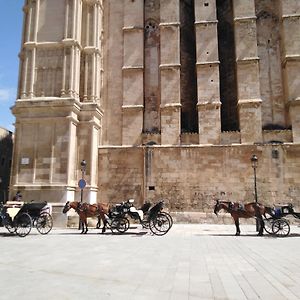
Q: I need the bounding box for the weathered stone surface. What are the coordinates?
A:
[9,1,300,226]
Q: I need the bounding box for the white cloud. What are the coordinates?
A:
[0,88,16,102]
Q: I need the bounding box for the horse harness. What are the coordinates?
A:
[76,202,104,215]
[228,202,245,213]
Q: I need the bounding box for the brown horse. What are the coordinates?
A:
[62,201,110,234]
[213,200,266,236]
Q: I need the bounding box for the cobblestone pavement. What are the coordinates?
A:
[0,224,300,300]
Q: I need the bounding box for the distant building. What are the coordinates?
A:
[0,127,13,202]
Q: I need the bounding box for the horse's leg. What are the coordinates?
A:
[80,215,85,234]
[233,215,240,236]
[257,215,264,236]
[255,205,264,236]
[84,216,88,234]
[96,216,101,229]
[80,220,84,234]
[100,214,107,233]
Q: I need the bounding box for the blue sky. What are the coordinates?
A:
[0,1,23,132]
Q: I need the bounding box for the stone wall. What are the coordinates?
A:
[10,0,300,228]
[98,144,300,219]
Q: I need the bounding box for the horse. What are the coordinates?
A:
[62,201,110,234]
[213,200,266,236]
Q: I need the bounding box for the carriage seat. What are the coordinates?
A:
[6,207,22,219]
[5,201,24,208]
[274,203,294,214]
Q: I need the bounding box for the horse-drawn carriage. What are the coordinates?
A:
[107,199,173,236]
[264,203,300,237]
[63,199,173,236]
[0,201,53,237]
[214,196,299,237]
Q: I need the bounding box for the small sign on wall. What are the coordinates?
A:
[21,158,30,165]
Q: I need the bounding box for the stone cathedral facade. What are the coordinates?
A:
[11,0,300,222]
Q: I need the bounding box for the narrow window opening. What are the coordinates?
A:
[217,0,239,131]
[180,0,198,133]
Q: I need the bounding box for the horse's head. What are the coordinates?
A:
[62,201,72,214]
[213,199,220,216]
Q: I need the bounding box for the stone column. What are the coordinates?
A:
[77,1,103,203]
[80,1,102,103]
[66,114,79,202]
[195,0,221,145]
[121,0,144,145]
[233,0,262,144]
[160,0,181,145]
[20,0,39,99]
[77,104,103,203]
[280,1,300,143]
[62,0,82,99]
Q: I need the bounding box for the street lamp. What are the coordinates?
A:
[251,155,258,203]
[81,160,87,177]
[79,160,87,203]
[251,154,259,231]
[78,160,87,230]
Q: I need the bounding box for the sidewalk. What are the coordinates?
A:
[0,224,299,300]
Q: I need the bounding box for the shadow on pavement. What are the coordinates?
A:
[196,232,300,238]
[53,228,149,237]
[0,232,18,238]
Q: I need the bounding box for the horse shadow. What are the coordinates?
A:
[102,231,148,237]
[0,232,17,238]
[55,226,149,237]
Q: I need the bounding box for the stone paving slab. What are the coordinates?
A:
[0,224,299,300]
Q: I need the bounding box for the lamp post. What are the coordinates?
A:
[79,160,87,203]
[78,160,87,230]
[251,154,259,231]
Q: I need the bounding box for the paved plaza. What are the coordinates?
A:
[0,224,300,300]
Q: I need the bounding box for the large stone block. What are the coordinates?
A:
[198,103,221,144]
[160,26,180,65]
[161,106,181,145]
[195,0,217,22]
[196,64,220,102]
[195,23,218,63]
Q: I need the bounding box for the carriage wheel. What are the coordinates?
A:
[141,220,149,229]
[15,213,32,237]
[263,217,275,234]
[5,223,16,234]
[149,213,171,236]
[110,217,130,234]
[272,218,290,237]
[36,213,53,235]
[160,212,173,228]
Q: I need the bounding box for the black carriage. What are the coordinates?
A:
[264,203,300,237]
[107,199,173,236]
[0,201,53,237]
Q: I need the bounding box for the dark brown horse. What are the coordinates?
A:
[213,200,266,236]
[62,201,110,234]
